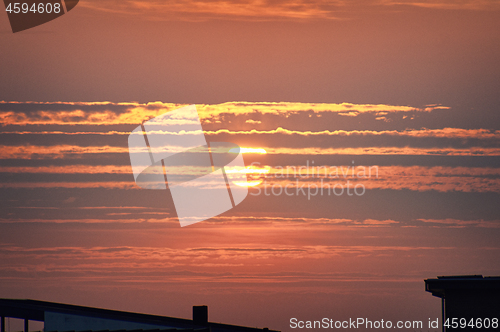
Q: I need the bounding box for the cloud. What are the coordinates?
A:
[0,165,132,174]
[257,165,500,192]
[1,101,498,196]
[245,119,262,124]
[0,101,182,126]
[0,145,128,159]
[418,218,500,228]
[260,146,500,156]
[76,0,500,22]
[199,101,429,116]
[0,217,175,224]
[79,0,347,21]
[6,126,498,140]
[380,0,500,10]
[206,127,500,139]
[1,144,499,163]
[0,101,443,126]
[0,181,137,189]
[357,219,399,225]
[0,244,458,270]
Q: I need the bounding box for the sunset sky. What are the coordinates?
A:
[0,1,499,331]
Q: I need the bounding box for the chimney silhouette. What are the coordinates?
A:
[193,305,208,324]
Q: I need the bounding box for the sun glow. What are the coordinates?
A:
[226,164,270,187]
[229,147,267,154]
[233,180,263,187]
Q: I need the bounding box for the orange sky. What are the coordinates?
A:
[1,1,500,105]
[0,99,499,331]
[1,2,500,332]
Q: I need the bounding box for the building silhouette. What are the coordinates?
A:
[425,275,500,332]
[0,299,277,332]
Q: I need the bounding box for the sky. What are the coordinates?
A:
[0,1,500,332]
